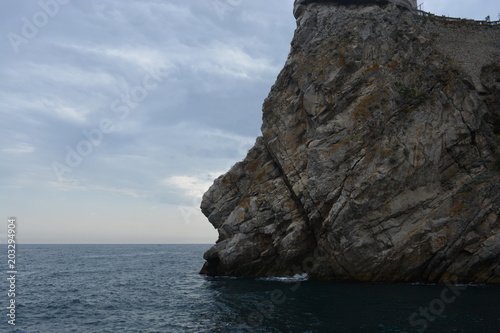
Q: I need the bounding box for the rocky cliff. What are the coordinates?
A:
[200,1,500,283]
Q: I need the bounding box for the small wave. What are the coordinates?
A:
[256,273,309,283]
[410,282,438,286]
[205,275,240,282]
[82,251,163,259]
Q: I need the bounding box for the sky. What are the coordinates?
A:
[0,1,498,244]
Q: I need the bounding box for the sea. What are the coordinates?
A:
[2,244,499,333]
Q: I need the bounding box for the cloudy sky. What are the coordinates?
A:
[1,1,498,244]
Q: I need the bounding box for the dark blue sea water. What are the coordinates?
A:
[2,244,499,332]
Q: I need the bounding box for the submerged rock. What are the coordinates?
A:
[200,1,500,283]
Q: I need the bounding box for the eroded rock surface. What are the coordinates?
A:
[200,2,500,283]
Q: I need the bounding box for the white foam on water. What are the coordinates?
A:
[256,273,309,283]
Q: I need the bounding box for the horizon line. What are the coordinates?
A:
[8,243,213,245]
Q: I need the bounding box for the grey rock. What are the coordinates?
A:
[200,2,500,283]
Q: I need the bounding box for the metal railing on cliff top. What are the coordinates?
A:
[416,9,500,26]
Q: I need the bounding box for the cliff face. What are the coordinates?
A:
[200,1,500,283]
